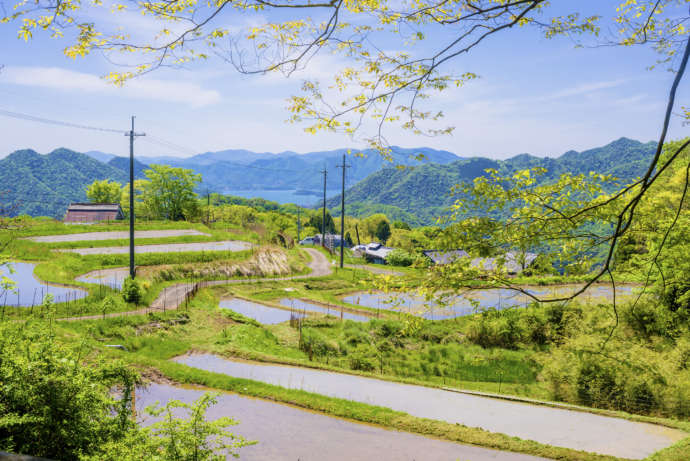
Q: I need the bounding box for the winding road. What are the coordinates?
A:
[58,248,332,321]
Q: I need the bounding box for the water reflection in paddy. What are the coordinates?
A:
[279,298,371,322]
[76,267,128,289]
[173,353,685,459]
[137,382,546,461]
[343,284,637,320]
[0,262,87,306]
[219,298,304,324]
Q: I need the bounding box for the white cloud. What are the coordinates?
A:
[1,66,221,107]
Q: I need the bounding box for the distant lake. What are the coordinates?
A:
[223,189,339,207]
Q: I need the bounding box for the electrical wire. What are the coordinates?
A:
[0,108,128,134]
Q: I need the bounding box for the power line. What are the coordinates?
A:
[0,108,127,134]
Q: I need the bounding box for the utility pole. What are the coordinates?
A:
[321,167,327,249]
[297,207,301,243]
[125,116,145,279]
[336,154,350,268]
[206,188,210,225]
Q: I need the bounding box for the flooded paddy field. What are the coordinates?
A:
[27,229,209,243]
[61,240,252,256]
[76,267,128,290]
[279,298,372,322]
[0,262,87,306]
[220,298,305,324]
[137,382,547,461]
[343,284,637,320]
[173,353,686,459]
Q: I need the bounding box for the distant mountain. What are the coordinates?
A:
[327,138,657,225]
[0,148,129,218]
[107,156,149,179]
[134,146,460,192]
[84,150,117,163]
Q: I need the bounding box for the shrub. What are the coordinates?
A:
[386,249,414,267]
[121,277,143,304]
[348,345,377,371]
[300,328,338,361]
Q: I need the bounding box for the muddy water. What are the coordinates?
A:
[344,284,637,320]
[76,267,128,289]
[0,262,87,306]
[28,229,209,243]
[279,298,371,322]
[173,353,686,459]
[61,240,253,255]
[137,382,547,461]
[220,298,305,324]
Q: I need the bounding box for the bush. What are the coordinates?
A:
[386,249,415,267]
[0,320,139,460]
[300,328,338,361]
[121,277,143,304]
[348,345,377,372]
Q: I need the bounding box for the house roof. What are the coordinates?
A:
[67,203,122,212]
[364,244,394,260]
[471,251,538,274]
[423,249,469,265]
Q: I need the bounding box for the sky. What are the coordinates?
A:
[0,1,688,160]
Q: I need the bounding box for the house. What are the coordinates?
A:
[361,242,395,264]
[471,251,538,275]
[64,203,124,223]
[422,249,469,265]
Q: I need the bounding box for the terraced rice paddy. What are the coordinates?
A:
[0,262,86,307]
[137,382,548,461]
[174,353,686,459]
[219,298,305,324]
[279,298,372,322]
[343,284,637,320]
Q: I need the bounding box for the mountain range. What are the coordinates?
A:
[326,138,656,225]
[1,138,655,221]
[0,149,148,218]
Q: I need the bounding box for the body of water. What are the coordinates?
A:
[0,262,87,306]
[279,298,372,322]
[223,189,339,207]
[343,285,637,320]
[220,298,304,324]
[173,353,685,459]
[137,382,544,461]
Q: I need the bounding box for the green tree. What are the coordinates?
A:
[308,210,335,234]
[86,179,122,204]
[393,220,411,230]
[140,165,201,221]
[0,319,139,460]
[375,219,391,244]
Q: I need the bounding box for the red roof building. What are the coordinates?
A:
[64,203,124,223]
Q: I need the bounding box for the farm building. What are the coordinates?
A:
[64,203,124,223]
[422,249,469,265]
[471,251,538,275]
[353,242,395,264]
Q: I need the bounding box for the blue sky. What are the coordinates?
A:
[0,1,688,160]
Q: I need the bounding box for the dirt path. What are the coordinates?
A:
[58,249,331,321]
[59,240,252,255]
[28,229,209,243]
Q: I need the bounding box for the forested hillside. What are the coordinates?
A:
[0,148,130,217]
[329,138,656,224]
